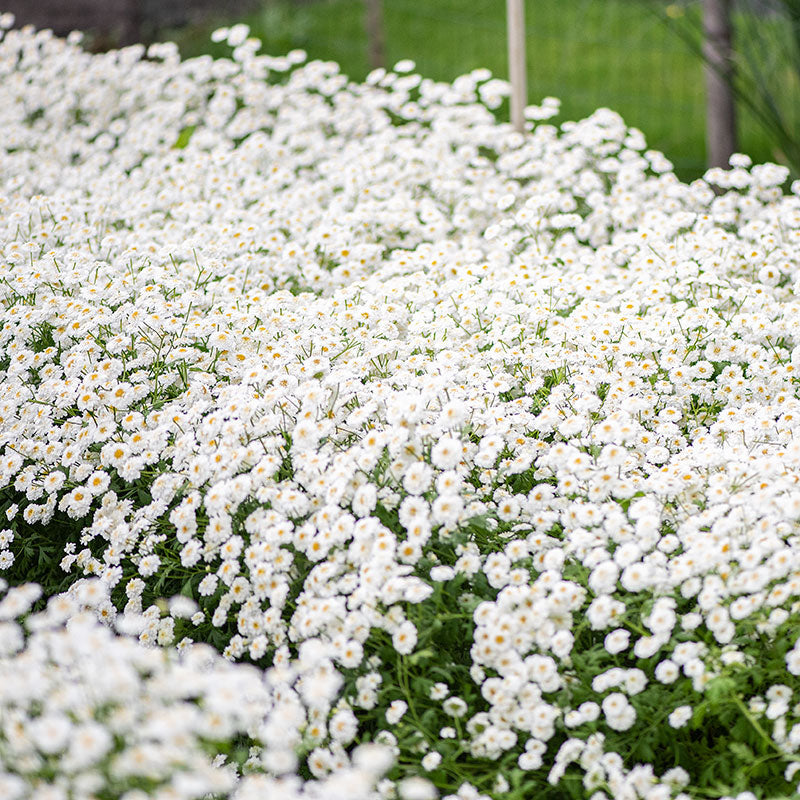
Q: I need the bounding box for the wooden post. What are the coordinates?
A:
[506,0,527,132]
[121,0,142,45]
[703,0,737,168]
[365,0,385,70]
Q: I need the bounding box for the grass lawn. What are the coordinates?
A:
[161,0,793,182]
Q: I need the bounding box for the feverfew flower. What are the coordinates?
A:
[398,776,437,800]
[403,461,434,495]
[0,583,269,798]
[604,628,630,654]
[431,436,463,470]
[668,706,693,729]
[386,700,408,725]
[392,621,418,655]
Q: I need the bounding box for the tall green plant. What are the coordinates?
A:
[658,0,800,175]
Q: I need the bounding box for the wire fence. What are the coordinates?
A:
[380,0,710,176]
[218,0,716,179]
[210,0,787,180]
[5,0,795,179]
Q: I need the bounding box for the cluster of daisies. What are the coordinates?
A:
[0,577,397,800]
[1,13,799,800]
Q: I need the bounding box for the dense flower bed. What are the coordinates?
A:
[1,14,800,800]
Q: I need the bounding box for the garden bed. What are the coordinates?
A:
[0,17,799,800]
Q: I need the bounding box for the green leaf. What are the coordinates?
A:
[172,125,196,149]
[408,648,435,666]
[692,702,707,729]
[705,676,737,706]
[728,741,754,762]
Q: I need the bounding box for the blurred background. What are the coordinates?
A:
[4,0,800,182]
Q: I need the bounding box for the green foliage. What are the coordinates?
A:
[658,0,800,175]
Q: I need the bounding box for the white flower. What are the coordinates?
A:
[386,700,408,725]
[168,595,199,619]
[431,494,463,525]
[550,629,574,659]
[655,659,679,684]
[623,669,648,695]
[198,574,219,597]
[429,565,455,582]
[352,743,395,775]
[787,646,800,676]
[398,776,437,800]
[435,470,463,496]
[399,496,430,528]
[634,634,668,659]
[442,696,468,717]
[392,621,418,655]
[292,419,320,450]
[352,483,378,516]
[65,722,113,768]
[589,560,619,594]
[645,599,676,635]
[601,692,629,717]
[403,461,434,495]
[603,628,629,654]
[439,400,468,428]
[606,706,636,731]
[578,701,600,722]
[137,554,161,578]
[519,747,544,770]
[226,23,250,47]
[496,494,520,521]
[620,562,651,592]
[586,595,625,630]
[496,193,516,210]
[668,705,693,728]
[429,682,449,700]
[393,59,416,73]
[681,613,703,631]
[431,436,462,470]
[29,714,72,754]
[329,708,358,743]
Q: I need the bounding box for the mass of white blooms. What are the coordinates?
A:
[0,578,393,800]
[1,13,800,800]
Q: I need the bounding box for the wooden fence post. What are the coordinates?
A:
[365,0,385,70]
[507,0,527,132]
[120,0,142,45]
[703,0,737,168]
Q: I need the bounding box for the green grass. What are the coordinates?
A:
[161,0,795,181]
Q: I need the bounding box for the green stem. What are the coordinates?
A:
[731,694,799,762]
